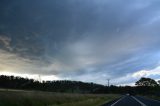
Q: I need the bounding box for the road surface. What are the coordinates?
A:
[102,95,160,106]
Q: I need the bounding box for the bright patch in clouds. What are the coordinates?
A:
[0,72,60,81]
[112,66,160,85]
[0,0,160,85]
[132,66,160,79]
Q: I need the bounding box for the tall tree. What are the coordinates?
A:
[135,77,158,87]
[158,80,160,86]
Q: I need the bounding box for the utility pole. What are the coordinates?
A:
[107,79,110,87]
[107,79,110,93]
[38,75,42,82]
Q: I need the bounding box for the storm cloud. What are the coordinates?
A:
[0,0,160,85]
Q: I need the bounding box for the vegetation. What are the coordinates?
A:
[0,75,160,95]
[0,90,120,106]
[135,77,160,100]
[135,77,158,86]
[145,95,160,101]
[0,75,104,93]
[0,75,160,106]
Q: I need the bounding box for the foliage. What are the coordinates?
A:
[158,80,160,85]
[135,77,158,87]
[0,75,104,93]
[0,75,160,96]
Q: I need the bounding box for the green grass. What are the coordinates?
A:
[0,89,120,106]
[143,95,160,101]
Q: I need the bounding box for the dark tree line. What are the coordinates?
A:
[107,77,160,96]
[0,75,160,95]
[0,75,104,93]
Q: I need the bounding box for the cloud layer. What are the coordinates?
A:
[0,0,160,85]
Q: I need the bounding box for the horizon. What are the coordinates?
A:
[0,74,137,86]
[0,0,160,85]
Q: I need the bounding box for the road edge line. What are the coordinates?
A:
[131,96,147,106]
[138,96,160,103]
[110,96,126,106]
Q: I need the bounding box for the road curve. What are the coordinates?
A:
[102,95,160,106]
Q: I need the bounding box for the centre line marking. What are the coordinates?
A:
[131,96,147,106]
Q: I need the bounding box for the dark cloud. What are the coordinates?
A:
[0,0,160,84]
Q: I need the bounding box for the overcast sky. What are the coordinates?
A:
[0,0,160,85]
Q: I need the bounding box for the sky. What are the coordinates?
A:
[0,0,160,85]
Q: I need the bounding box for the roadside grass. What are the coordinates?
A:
[0,89,120,106]
[50,94,117,106]
[143,95,160,101]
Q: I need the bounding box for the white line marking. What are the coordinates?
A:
[138,96,160,103]
[147,98,160,103]
[110,96,126,106]
[131,96,147,106]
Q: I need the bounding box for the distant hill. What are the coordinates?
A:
[0,75,104,93]
[1,75,160,95]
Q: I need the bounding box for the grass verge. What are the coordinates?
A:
[143,95,160,101]
[0,89,120,106]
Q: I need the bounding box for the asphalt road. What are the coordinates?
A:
[102,95,160,106]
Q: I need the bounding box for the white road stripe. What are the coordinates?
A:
[131,96,147,106]
[147,98,160,103]
[138,96,160,103]
[110,96,126,106]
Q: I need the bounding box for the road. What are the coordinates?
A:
[102,95,160,106]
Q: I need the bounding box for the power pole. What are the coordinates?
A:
[107,79,110,87]
[38,75,42,82]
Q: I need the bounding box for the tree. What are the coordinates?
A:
[135,77,158,87]
[158,80,160,86]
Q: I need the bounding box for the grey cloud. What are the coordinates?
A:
[0,0,160,84]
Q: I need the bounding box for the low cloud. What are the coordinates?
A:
[132,66,160,79]
[0,0,160,85]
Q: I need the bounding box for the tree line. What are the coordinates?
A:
[0,75,104,93]
[106,77,160,96]
[0,75,160,95]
